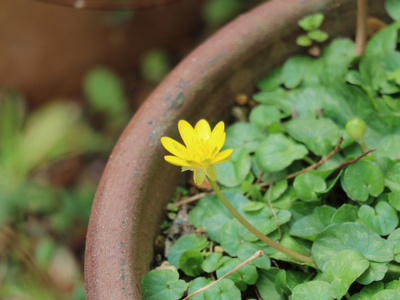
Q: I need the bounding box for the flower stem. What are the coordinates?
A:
[207,177,316,265]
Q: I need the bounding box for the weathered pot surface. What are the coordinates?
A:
[84,0,387,298]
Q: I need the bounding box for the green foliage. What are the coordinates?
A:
[202,0,244,26]
[140,49,171,83]
[298,13,324,31]
[84,66,129,126]
[144,8,400,299]
[142,269,187,300]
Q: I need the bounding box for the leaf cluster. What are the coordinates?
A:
[143,8,400,300]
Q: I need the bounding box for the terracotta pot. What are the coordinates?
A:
[84,0,388,298]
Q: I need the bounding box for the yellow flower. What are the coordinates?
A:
[161,119,233,185]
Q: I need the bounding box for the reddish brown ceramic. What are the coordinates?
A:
[85,0,387,298]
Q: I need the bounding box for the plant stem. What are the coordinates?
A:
[355,0,368,56]
[387,263,400,274]
[207,177,316,265]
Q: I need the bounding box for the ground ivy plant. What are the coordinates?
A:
[142,5,400,300]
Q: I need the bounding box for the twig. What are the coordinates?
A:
[355,0,368,56]
[260,136,344,187]
[183,250,264,300]
[335,148,376,172]
[174,191,213,207]
[266,184,282,240]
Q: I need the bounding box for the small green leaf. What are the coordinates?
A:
[293,173,327,202]
[385,163,400,192]
[216,258,258,291]
[321,250,370,299]
[189,193,249,243]
[290,206,336,240]
[286,118,340,156]
[216,147,251,187]
[202,253,230,273]
[255,134,308,172]
[242,201,266,212]
[307,29,329,42]
[358,282,384,299]
[142,269,187,300]
[389,191,400,211]
[282,56,315,89]
[256,68,282,91]
[188,277,241,300]
[168,234,209,267]
[84,67,128,122]
[292,281,333,300]
[224,122,264,154]
[356,261,388,285]
[331,204,359,223]
[140,49,170,83]
[249,105,281,131]
[296,35,312,47]
[256,269,286,300]
[375,135,400,160]
[365,24,398,56]
[298,13,324,31]
[341,160,385,201]
[237,242,271,269]
[179,250,204,277]
[358,201,399,236]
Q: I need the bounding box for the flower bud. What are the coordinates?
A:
[346,118,366,143]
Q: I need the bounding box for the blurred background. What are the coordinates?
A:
[0,0,265,299]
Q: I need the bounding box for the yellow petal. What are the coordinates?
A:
[164,155,189,167]
[204,164,217,181]
[211,149,233,164]
[178,120,195,147]
[161,137,187,157]
[195,119,211,140]
[193,167,206,185]
[208,132,226,155]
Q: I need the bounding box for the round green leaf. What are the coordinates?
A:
[255,134,308,172]
[256,269,286,300]
[331,204,359,223]
[249,105,281,131]
[286,118,340,156]
[282,56,314,89]
[179,250,204,277]
[216,258,258,291]
[312,223,394,270]
[375,135,400,160]
[142,269,187,300]
[389,191,400,211]
[292,281,333,300]
[307,29,329,42]
[290,206,336,240]
[358,202,399,236]
[298,13,324,31]
[188,277,241,300]
[356,261,388,285]
[341,160,385,201]
[296,35,312,47]
[216,147,251,187]
[293,173,327,201]
[224,122,264,154]
[189,192,249,243]
[386,163,400,192]
[202,253,230,273]
[168,234,209,267]
[256,68,282,92]
[321,250,369,299]
[237,242,271,270]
